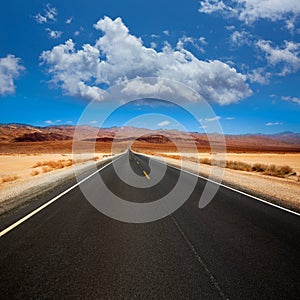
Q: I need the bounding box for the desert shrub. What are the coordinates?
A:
[210,159,226,167]
[47,161,63,169]
[42,166,53,173]
[33,159,73,170]
[33,161,43,168]
[252,163,268,172]
[143,154,295,179]
[264,164,294,177]
[31,170,39,176]
[226,160,252,172]
[188,157,199,163]
[64,159,73,167]
[277,165,294,176]
[200,158,211,165]
[1,175,19,183]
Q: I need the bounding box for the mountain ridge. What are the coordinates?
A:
[0,124,300,151]
[1,123,299,136]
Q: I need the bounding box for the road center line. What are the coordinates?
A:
[143,170,150,180]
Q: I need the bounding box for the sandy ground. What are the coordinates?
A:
[0,154,72,178]
[0,153,107,183]
[158,152,300,174]
[148,154,300,212]
[0,153,113,215]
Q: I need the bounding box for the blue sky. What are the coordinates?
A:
[0,0,299,134]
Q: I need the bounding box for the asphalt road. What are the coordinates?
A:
[0,150,299,299]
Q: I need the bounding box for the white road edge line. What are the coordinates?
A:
[0,153,125,238]
[146,154,300,217]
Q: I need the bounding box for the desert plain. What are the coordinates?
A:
[0,124,300,214]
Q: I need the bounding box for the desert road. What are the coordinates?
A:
[0,150,299,299]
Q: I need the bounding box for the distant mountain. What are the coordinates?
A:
[14,132,72,142]
[0,123,299,151]
[268,132,300,144]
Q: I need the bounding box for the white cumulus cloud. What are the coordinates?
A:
[230,30,252,47]
[257,40,300,75]
[0,55,25,96]
[199,0,300,24]
[247,68,270,85]
[46,28,62,39]
[177,35,205,53]
[199,0,227,14]
[150,42,157,49]
[40,16,251,104]
[35,4,58,24]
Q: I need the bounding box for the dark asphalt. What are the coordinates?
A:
[0,151,299,299]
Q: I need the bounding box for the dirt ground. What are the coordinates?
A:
[157,152,300,174]
[0,153,108,190]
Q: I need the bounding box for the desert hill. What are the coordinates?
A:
[0,123,300,153]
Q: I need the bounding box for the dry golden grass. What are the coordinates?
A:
[32,157,101,174]
[42,166,53,173]
[1,175,19,183]
[30,170,39,176]
[200,158,211,165]
[74,157,99,164]
[252,163,268,172]
[0,152,111,199]
[264,164,294,177]
[158,154,295,178]
[226,160,253,172]
[245,163,293,176]
[33,159,73,169]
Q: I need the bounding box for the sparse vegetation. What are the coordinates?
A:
[264,164,294,177]
[33,159,73,169]
[200,158,211,165]
[42,166,53,173]
[159,154,295,178]
[226,160,252,172]
[32,157,101,174]
[31,170,39,176]
[252,163,268,172]
[1,175,19,184]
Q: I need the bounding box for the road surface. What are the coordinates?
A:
[0,151,299,299]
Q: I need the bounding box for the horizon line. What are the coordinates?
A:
[0,122,299,136]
